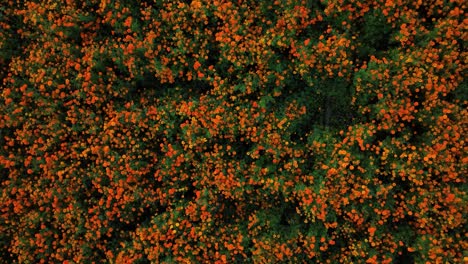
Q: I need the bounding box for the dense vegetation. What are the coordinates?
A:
[1,0,467,263]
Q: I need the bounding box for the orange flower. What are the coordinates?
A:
[124,16,133,27]
[193,61,202,71]
[445,193,455,203]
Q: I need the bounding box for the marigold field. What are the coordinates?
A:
[1,0,467,263]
